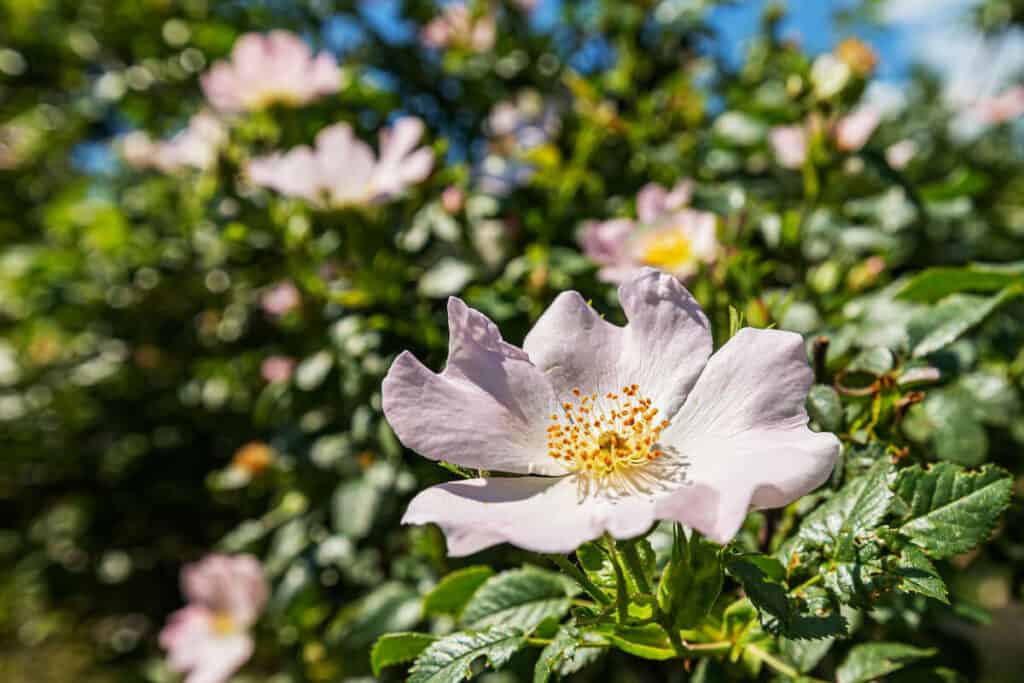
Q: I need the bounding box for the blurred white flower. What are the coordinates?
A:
[201,31,341,113]
[420,3,496,53]
[247,117,434,208]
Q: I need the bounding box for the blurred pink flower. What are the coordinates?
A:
[260,281,301,317]
[834,106,880,152]
[247,117,433,208]
[441,185,466,213]
[122,112,226,174]
[420,3,496,53]
[973,86,1024,125]
[885,139,917,170]
[260,355,295,383]
[384,269,840,554]
[201,31,341,113]
[579,218,636,283]
[636,180,694,223]
[581,183,717,284]
[160,554,268,683]
[769,124,808,169]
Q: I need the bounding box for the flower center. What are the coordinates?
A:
[210,612,237,635]
[638,228,692,271]
[547,385,672,498]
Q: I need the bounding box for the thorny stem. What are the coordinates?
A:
[546,554,611,605]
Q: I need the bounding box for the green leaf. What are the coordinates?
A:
[604,624,676,660]
[895,546,948,603]
[896,262,1024,302]
[657,528,723,630]
[807,384,844,433]
[780,636,834,674]
[727,558,846,639]
[423,566,494,618]
[835,642,936,683]
[408,627,526,683]
[327,582,423,649]
[797,455,893,551]
[893,463,1013,558]
[460,567,578,633]
[909,286,1023,358]
[371,632,437,677]
[331,477,382,539]
[533,625,603,683]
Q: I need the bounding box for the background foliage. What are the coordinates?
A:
[1,0,1023,681]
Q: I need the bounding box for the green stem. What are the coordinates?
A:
[546,554,611,605]
[790,573,823,595]
[746,643,801,679]
[602,536,631,623]
[619,540,652,594]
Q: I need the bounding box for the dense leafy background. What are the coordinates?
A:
[1,0,1022,681]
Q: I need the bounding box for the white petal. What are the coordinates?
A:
[523,268,712,418]
[403,476,655,556]
[656,328,840,542]
[383,298,564,475]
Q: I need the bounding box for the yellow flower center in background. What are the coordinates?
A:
[210,612,236,635]
[638,229,692,271]
[547,385,670,496]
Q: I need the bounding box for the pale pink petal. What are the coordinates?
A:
[379,117,425,168]
[636,183,668,224]
[309,53,342,94]
[314,123,377,204]
[663,179,694,212]
[374,117,434,196]
[160,607,253,683]
[181,554,268,626]
[834,107,880,152]
[656,328,840,542]
[403,476,655,556]
[201,31,339,112]
[248,147,322,201]
[523,268,712,420]
[579,218,634,268]
[200,64,241,112]
[382,298,564,476]
[396,148,435,185]
[470,14,497,52]
[231,33,270,83]
[885,139,917,169]
[769,124,807,169]
[420,19,451,49]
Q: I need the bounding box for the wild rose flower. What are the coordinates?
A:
[834,106,880,152]
[580,183,717,284]
[260,355,295,383]
[260,281,301,317]
[247,117,433,208]
[885,139,918,170]
[420,3,496,53]
[636,180,694,224]
[122,112,226,174]
[973,86,1024,125]
[769,124,808,169]
[160,554,268,683]
[384,269,839,555]
[201,31,341,113]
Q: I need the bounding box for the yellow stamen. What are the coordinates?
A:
[546,385,670,493]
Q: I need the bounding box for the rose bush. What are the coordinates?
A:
[0,1,1022,682]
